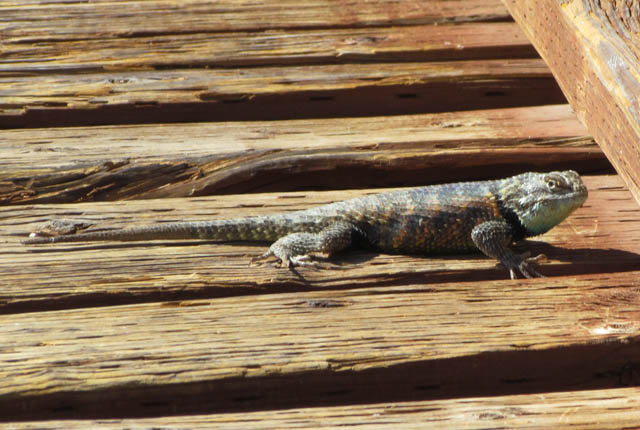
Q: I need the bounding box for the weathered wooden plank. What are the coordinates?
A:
[0,104,604,204]
[2,175,639,313]
[503,0,640,206]
[0,58,564,128]
[1,266,639,420]
[1,22,535,74]
[0,0,510,39]
[7,388,640,429]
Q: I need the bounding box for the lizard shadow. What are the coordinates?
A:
[333,240,640,282]
[510,240,640,277]
[16,239,640,316]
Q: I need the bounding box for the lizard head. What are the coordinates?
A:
[500,170,588,236]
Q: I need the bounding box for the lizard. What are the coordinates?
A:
[23,170,588,279]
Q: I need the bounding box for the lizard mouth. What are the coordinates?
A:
[523,188,588,236]
[557,188,588,207]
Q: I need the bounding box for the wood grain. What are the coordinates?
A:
[1,261,639,419]
[0,104,605,204]
[503,0,640,205]
[0,0,511,37]
[0,0,558,128]
[0,0,515,75]
[3,22,535,73]
[0,58,564,128]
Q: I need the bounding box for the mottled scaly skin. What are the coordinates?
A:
[24,171,588,279]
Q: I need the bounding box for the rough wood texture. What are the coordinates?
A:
[503,0,640,205]
[2,227,640,420]
[0,0,564,128]
[1,1,516,72]
[0,104,605,204]
[0,58,564,128]
[0,0,511,34]
[4,22,535,70]
[7,388,640,429]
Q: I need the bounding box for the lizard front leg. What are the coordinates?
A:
[471,220,545,279]
[253,222,355,268]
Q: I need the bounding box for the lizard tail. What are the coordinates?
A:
[23,216,307,245]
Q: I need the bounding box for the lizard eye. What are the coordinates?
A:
[546,178,559,190]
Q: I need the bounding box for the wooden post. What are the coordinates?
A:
[503,0,640,205]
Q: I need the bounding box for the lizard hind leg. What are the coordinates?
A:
[251,222,356,268]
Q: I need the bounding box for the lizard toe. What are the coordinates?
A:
[515,254,546,279]
[290,254,322,268]
[503,252,546,279]
[249,250,276,266]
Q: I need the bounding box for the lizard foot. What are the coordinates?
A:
[250,251,343,270]
[250,227,355,269]
[250,250,322,269]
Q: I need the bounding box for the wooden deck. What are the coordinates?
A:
[2,0,639,427]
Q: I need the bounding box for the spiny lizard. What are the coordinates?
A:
[24,170,588,279]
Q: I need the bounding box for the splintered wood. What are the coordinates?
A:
[0,105,602,203]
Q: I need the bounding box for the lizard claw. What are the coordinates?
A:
[506,253,547,279]
[289,255,323,269]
